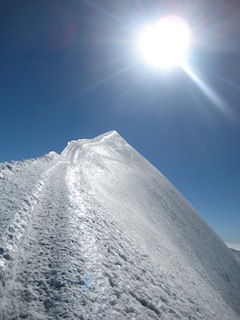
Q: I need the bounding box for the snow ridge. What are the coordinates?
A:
[0,131,240,319]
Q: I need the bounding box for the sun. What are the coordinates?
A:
[139,16,191,69]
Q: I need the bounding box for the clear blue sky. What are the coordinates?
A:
[0,0,239,243]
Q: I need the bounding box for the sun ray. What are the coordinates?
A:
[181,63,237,121]
[78,63,138,96]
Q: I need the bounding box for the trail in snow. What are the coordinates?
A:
[0,131,240,320]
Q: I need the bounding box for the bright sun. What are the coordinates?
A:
[140,16,191,69]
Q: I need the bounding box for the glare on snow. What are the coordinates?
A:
[0,131,240,320]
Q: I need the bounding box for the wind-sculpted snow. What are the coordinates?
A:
[0,131,239,319]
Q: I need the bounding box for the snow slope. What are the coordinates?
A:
[0,131,239,320]
[230,249,240,264]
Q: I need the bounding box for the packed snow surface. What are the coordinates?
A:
[0,131,239,320]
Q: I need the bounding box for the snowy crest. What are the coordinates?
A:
[0,131,240,319]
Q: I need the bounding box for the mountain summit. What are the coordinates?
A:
[0,131,239,319]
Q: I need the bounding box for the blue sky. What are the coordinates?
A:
[0,0,239,243]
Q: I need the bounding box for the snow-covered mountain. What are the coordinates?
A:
[0,131,239,320]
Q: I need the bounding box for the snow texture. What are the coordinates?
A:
[230,249,240,264]
[0,131,239,320]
